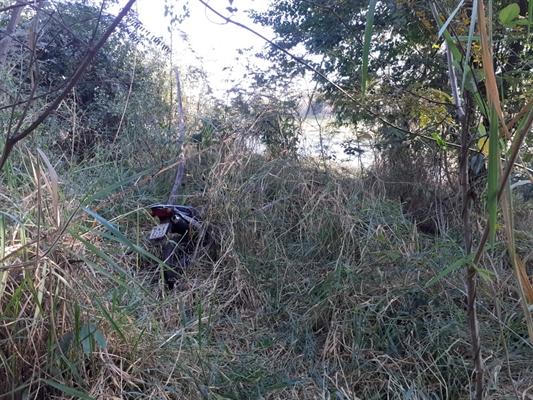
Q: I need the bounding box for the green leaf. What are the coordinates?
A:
[474,266,495,283]
[93,328,107,350]
[57,331,75,356]
[463,68,485,93]
[425,253,475,287]
[80,323,95,355]
[499,3,520,25]
[432,133,446,149]
[42,380,94,400]
[361,0,378,100]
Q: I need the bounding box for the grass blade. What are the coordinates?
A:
[41,379,94,400]
[80,207,170,264]
[67,235,155,299]
[477,0,509,137]
[460,0,478,94]
[438,0,466,38]
[0,215,7,301]
[81,168,155,206]
[426,242,496,288]
[431,3,487,116]
[426,252,475,287]
[361,0,377,100]
[37,148,59,227]
[487,104,499,247]
[93,296,126,343]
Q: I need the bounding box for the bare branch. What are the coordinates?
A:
[0,0,43,13]
[446,44,465,121]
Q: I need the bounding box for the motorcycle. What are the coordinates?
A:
[149,204,202,288]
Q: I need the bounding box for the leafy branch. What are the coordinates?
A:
[0,0,138,172]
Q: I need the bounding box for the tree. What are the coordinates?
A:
[0,0,138,170]
[250,1,449,128]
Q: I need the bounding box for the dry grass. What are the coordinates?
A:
[1,141,533,399]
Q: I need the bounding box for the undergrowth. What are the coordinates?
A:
[0,139,532,399]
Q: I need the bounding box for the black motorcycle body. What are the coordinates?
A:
[149,204,201,288]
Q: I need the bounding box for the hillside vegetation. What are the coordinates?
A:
[1,136,533,398]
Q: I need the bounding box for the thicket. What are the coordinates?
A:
[250,1,533,397]
[1,0,533,399]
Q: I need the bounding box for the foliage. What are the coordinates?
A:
[219,87,303,158]
[249,0,533,162]
[248,1,533,397]
[250,1,447,125]
[0,0,173,165]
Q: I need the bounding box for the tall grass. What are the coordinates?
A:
[1,135,532,398]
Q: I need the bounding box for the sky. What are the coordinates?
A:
[133,0,273,97]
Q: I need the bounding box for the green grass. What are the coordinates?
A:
[0,138,532,399]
